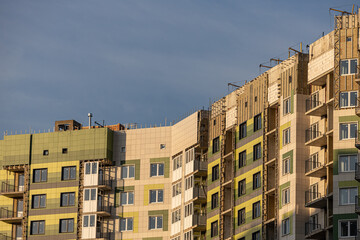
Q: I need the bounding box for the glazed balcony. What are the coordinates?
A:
[0,208,22,223]
[185,160,207,176]
[305,222,325,239]
[0,182,24,198]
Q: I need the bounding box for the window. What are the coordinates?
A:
[239,122,247,140]
[61,192,75,207]
[43,150,49,156]
[340,220,357,237]
[253,143,261,161]
[283,98,291,115]
[121,165,135,179]
[173,155,182,171]
[211,192,218,209]
[289,75,292,84]
[185,148,194,163]
[185,176,193,190]
[340,91,357,108]
[239,150,246,168]
[339,154,357,172]
[160,144,166,149]
[282,218,290,236]
[85,162,98,175]
[252,201,260,219]
[252,231,260,240]
[121,192,134,205]
[171,209,181,223]
[238,179,246,197]
[84,189,97,201]
[33,169,47,183]
[283,127,290,145]
[62,166,76,181]
[149,189,163,203]
[339,187,358,205]
[149,216,163,230]
[347,37,352,42]
[172,182,182,197]
[150,163,164,177]
[184,231,192,240]
[282,188,290,205]
[184,203,193,217]
[32,194,46,209]
[31,220,45,235]
[340,59,357,75]
[83,215,95,227]
[121,147,126,152]
[283,157,290,175]
[340,123,357,140]
[62,148,68,154]
[120,218,133,231]
[213,137,220,153]
[212,164,219,181]
[211,220,218,237]
[60,219,74,233]
[238,208,245,225]
[253,172,261,190]
[254,114,261,132]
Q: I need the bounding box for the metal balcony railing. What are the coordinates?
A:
[0,233,12,240]
[305,222,322,236]
[193,185,206,199]
[98,174,112,188]
[193,213,206,227]
[305,160,322,174]
[0,208,19,220]
[0,182,23,194]
[306,99,322,112]
[305,129,322,143]
[97,201,112,214]
[194,160,207,172]
[356,163,360,182]
[96,227,110,239]
[355,196,360,214]
[305,191,324,206]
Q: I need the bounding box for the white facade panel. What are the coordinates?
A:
[308,50,334,82]
[184,188,193,203]
[171,221,181,236]
[172,168,182,182]
[226,106,237,129]
[172,194,181,209]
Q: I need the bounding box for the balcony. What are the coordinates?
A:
[305,191,327,208]
[356,196,360,215]
[0,233,12,240]
[0,208,22,223]
[305,159,326,178]
[0,183,24,198]
[193,185,206,203]
[192,213,206,230]
[305,99,326,117]
[96,201,112,217]
[98,175,112,191]
[185,160,207,176]
[305,222,325,239]
[305,129,326,147]
[356,163,360,182]
[95,227,110,240]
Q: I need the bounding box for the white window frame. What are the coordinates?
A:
[121,165,135,179]
[149,189,164,203]
[283,97,291,115]
[173,155,182,171]
[120,191,134,205]
[282,157,290,175]
[171,209,181,224]
[339,154,358,173]
[339,220,357,237]
[120,217,133,231]
[340,59,357,76]
[340,91,358,108]
[283,127,291,146]
[339,187,358,205]
[184,203,193,217]
[185,176,193,190]
[339,122,357,140]
[150,163,164,177]
[184,230,192,240]
[149,216,163,230]
[172,182,181,197]
[282,218,290,236]
[282,188,290,206]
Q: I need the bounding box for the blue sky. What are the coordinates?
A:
[0,1,357,137]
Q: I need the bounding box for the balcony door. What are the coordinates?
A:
[15,225,22,240]
[18,174,24,192]
[17,199,23,217]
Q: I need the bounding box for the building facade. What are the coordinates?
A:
[1,9,360,240]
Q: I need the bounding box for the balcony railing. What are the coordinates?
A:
[305,160,322,174]
[98,174,112,189]
[96,227,110,239]
[0,233,12,240]
[306,99,322,112]
[194,160,207,172]
[305,222,322,236]
[0,182,23,194]
[0,208,22,221]
[355,196,360,214]
[305,130,321,143]
[97,201,112,216]
[356,163,360,182]
[305,191,327,208]
[193,185,206,200]
[193,213,206,227]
